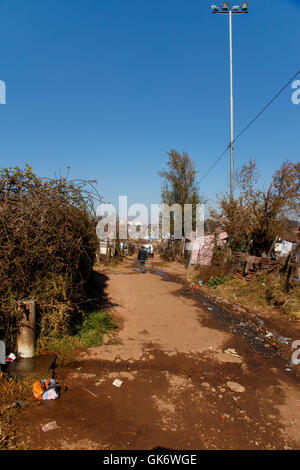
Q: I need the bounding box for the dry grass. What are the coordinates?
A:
[196,269,300,318]
[0,373,43,449]
[192,264,232,284]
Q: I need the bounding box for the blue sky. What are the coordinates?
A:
[0,0,299,212]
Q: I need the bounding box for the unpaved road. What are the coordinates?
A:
[15,257,300,450]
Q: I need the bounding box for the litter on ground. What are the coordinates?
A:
[82,387,98,398]
[5,353,16,362]
[224,349,243,360]
[32,378,60,400]
[279,336,291,345]
[41,421,58,432]
[113,379,123,388]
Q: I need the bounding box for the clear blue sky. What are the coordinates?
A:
[0,0,299,211]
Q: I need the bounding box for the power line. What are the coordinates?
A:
[199,144,230,184]
[199,68,300,185]
[234,68,300,143]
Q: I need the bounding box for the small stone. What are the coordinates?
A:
[202,382,210,389]
[226,381,245,393]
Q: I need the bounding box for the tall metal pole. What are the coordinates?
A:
[229,11,234,199]
[212,4,248,198]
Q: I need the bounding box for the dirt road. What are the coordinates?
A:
[15,257,300,450]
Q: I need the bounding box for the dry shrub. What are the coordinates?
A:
[284,286,300,317]
[201,270,300,318]
[193,263,232,283]
[265,273,287,307]
[0,165,99,347]
[211,160,300,255]
[0,373,44,449]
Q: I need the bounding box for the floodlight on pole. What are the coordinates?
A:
[211,3,249,200]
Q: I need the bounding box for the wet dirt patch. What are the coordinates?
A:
[14,348,300,450]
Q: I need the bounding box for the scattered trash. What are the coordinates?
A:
[226,381,245,393]
[192,285,199,290]
[82,387,98,398]
[278,336,291,345]
[198,280,203,285]
[41,421,58,432]
[32,378,60,400]
[224,348,243,360]
[265,332,274,338]
[5,353,16,362]
[113,379,123,388]
[285,368,292,372]
[43,388,59,400]
[76,367,82,371]
[207,307,213,311]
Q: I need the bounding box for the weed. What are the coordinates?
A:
[37,310,117,365]
[207,274,230,289]
[78,311,117,347]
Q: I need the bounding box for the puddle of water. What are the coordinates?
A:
[149,268,169,278]
[191,293,287,359]
[129,265,170,279]
[7,353,57,379]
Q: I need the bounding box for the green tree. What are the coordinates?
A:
[159,149,203,235]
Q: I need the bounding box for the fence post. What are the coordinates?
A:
[17,300,36,358]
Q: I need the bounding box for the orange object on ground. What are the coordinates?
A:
[32,378,51,400]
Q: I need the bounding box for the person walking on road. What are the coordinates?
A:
[138,246,148,273]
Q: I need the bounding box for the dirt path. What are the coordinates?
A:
[15,257,300,450]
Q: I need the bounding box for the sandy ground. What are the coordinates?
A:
[15,257,300,450]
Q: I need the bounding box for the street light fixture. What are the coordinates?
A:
[211,3,249,200]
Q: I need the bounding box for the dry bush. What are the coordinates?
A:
[211,160,300,255]
[0,165,99,347]
[284,286,300,317]
[193,265,228,283]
